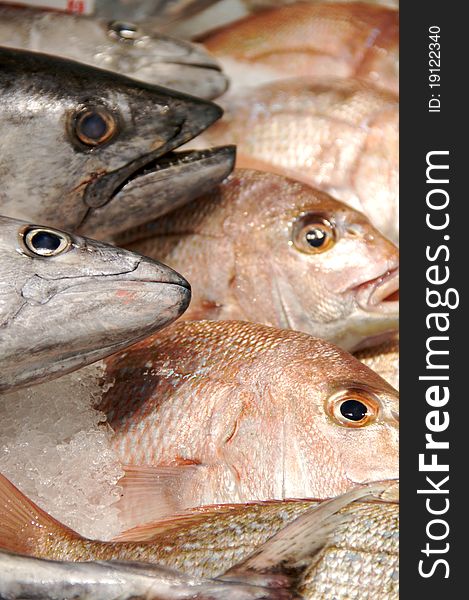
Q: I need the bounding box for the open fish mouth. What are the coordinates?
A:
[356,267,399,314]
[111,147,231,197]
[79,146,235,238]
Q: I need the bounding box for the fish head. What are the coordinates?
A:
[31,13,228,99]
[226,171,398,351]
[0,47,222,232]
[0,216,190,392]
[101,20,229,99]
[215,326,399,499]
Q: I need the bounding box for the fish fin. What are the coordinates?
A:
[221,482,393,592]
[114,501,280,542]
[0,473,80,555]
[117,464,200,532]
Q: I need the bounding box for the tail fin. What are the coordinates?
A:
[0,473,79,556]
[220,482,395,594]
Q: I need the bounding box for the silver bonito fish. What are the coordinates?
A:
[0,47,229,238]
[0,5,228,99]
[0,216,190,393]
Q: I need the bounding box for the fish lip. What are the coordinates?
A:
[111,146,236,197]
[82,101,223,210]
[355,267,399,314]
[79,146,235,238]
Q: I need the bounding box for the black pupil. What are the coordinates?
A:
[31,231,61,252]
[340,399,368,422]
[80,113,108,140]
[305,227,326,247]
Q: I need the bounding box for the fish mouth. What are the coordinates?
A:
[356,267,399,314]
[110,146,232,199]
[80,146,235,238]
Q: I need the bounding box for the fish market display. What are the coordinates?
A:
[128,169,398,351]
[356,335,399,390]
[0,47,226,234]
[0,216,190,392]
[203,1,398,94]
[0,5,228,99]
[95,320,399,524]
[0,2,399,598]
[190,78,399,242]
[0,475,397,599]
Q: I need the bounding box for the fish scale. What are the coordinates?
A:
[128,169,398,351]
[96,320,399,527]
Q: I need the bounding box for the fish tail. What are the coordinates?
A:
[0,472,79,556]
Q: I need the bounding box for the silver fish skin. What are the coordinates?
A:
[0,6,228,100]
[0,47,224,236]
[0,551,291,600]
[86,145,236,241]
[0,216,190,393]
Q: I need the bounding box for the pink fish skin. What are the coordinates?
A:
[129,169,399,352]
[203,1,399,94]
[96,320,399,525]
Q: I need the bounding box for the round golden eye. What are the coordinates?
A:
[22,227,71,257]
[74,107,117,147]
[328,390,379,428]
[292,215,335,254]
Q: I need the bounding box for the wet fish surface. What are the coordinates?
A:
[95,320,399,523]
[355,335,399,390]
[0,5,228,99]
[190,78,399,243]
[0,47,226,236]
[0,216,190,392]
[128,169,398,351]
[203,1,398,93]
[0,476,397,599]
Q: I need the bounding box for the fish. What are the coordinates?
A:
[0,46,230,237]
[95,319,399,524]
[0,5,228,100]
[355,335,399,390]
[0,474,397,599]
[189,78,399,243]
[127,169,398,351]
[0,550,293,600]
[202,1,399,94]
[0,215,190,393]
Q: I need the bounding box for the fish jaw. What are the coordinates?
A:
[102,23,229,99]
[340,266,399,351]
[81,94,224,211]
[0,47,223,232]
[80,146,236,240]
[0,222,191,392]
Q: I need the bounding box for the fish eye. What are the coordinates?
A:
[22,227,71,257]
[292,214,336,254]
[73,107,117,147]
[108,21,141,43]
[327,389,379,428]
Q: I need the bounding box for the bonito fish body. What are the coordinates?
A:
[95,320,399,523]
[0,5,228,99]
[0,216,190,392]
[0,474,398,599]
[128,169,398,351]
[0,47,227,236]
[192,79,398,243]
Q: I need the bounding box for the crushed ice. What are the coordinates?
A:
[0,362,123,540]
